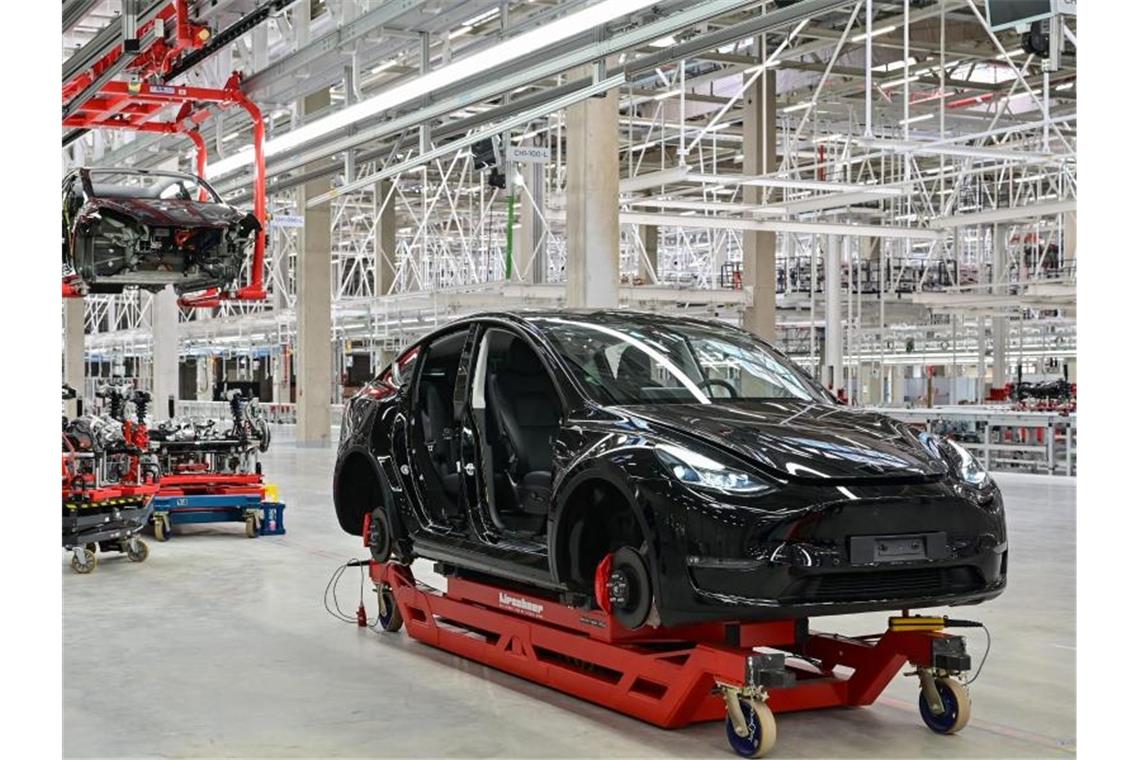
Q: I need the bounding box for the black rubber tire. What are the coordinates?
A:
[369,507,393,564]
[610,546,652,630]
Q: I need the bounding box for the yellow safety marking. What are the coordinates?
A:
[264,483,280,502]
[888,615,946,632]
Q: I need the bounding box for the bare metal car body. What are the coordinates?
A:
[62,167,259,294]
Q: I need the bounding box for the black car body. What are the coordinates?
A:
[62,167,259,294]
[334,311,1007,627]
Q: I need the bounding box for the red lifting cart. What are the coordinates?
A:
[369,558,976,758]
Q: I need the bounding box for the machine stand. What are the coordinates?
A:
[368,560,980,757]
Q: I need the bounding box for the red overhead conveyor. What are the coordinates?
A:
[62,0,267,308]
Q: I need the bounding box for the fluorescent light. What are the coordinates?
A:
[707,122,732,131]
[782,101,814,114]
[653,89,682,100]
[882,73,924,89]
[449,25,473,40]
[1055,81,1074,91]
[851,25,896,43]
[370,59,398,75]
[206,0,660,179]
[649,35,676,48]
[898,112,935,126]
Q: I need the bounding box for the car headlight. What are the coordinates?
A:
[655,443,772,494]
[946,438,990,487]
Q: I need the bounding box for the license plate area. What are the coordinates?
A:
[849,532,947,565]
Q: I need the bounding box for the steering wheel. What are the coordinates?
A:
[697,379,738,398]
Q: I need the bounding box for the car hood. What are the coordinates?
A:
[86,198,246,229]
[621,400,949,482]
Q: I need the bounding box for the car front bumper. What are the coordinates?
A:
[638,477,1008,626]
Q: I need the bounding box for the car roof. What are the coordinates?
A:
[464,309,749,334]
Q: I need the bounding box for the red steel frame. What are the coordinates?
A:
[156,471,265,498]
[62,1,267,307]
[369,561,959,729]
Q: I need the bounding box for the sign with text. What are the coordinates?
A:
[270,214,305,228]
[506,145,550,164]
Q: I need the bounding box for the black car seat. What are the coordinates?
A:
[487,339,559,516]
[419,379,459,499]
[616,346,658,396]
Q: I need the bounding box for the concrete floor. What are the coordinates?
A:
[64,430,1075,758]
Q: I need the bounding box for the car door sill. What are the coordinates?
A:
[414,536,561,591]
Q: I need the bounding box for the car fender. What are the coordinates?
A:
[333,443,407,541]
[548,452,660,589]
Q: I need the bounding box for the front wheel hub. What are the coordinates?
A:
[608,568,633,609]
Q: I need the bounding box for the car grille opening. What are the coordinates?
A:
[787,566,984,602]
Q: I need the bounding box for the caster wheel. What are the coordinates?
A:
[919,677,971,735]
[70,548,97,575]
[154,518,169,542]
[126,539,149,563]
[377,584,403,632]
[369,508,393,563]
[607,547,652,630]
[245,516,260,539]
[725,698,777,758]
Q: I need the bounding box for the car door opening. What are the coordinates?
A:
[473,329,560,535]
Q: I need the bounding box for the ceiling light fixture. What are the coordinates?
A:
[898,112,935,126]
[207,0,661,179]
[851,25,896,43]
[782,101,814,114]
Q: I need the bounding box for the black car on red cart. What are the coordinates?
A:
[334,311,1006,629]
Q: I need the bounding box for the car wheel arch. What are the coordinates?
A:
[334,446,403,538]
[549,466,656,591]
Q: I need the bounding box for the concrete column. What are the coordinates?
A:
[991,223,1009,390]
[296,87,333,444]
[272,348,291,403]
[741,67,778,341]
[1063,210,1076,270]
[64,298,86,417]
[890,365,906,405]
[518,154,546,284]
[565,68,619,308]
[824,236,843,391]
[151,286,179,421]
[638,225,658,284]
[374,179,396,297]
[976,317,988,403]
[196,357,212,401]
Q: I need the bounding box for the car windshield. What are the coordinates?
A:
[532,315,830,406]
[86,170,221,203]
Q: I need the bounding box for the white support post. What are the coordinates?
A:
[825,235,843,392]
[151,286,179,421]
[992,222,1010,390]
[565,66,619,308]
[297,87,333,444]
[741,51,778,341]
[64,298,86,417]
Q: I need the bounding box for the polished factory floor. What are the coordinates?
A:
[64,430,1075,758]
